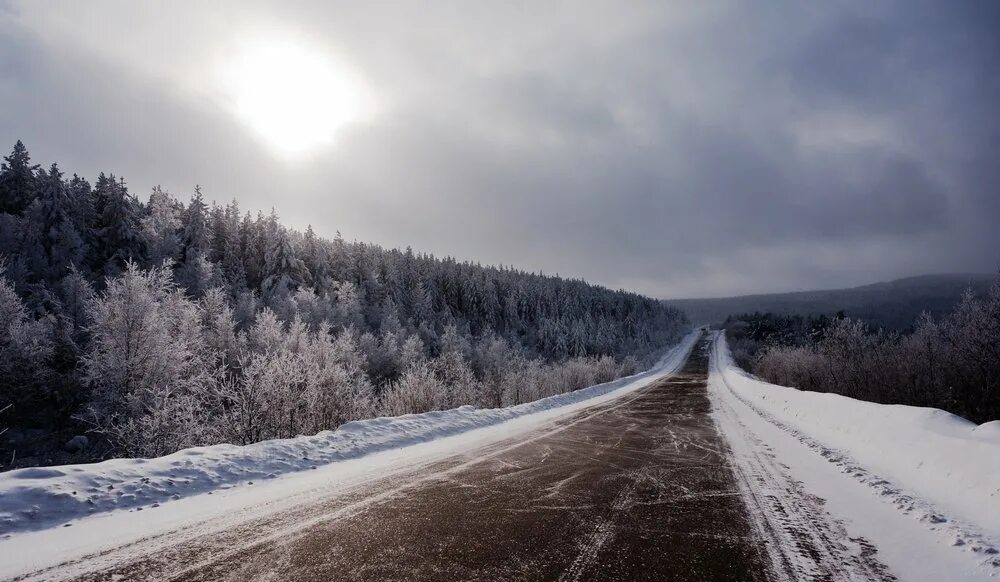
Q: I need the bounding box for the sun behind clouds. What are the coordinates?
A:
[220,36,372,158]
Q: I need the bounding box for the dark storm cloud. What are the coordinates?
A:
[1,0,997,297]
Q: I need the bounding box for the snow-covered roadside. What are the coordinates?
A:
[709,331,1000,580]
[0,331,699,540]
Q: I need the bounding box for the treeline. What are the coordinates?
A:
[724,280,1000,423]
[0,141,688,466]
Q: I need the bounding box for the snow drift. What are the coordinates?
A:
[713,333,1000,538]
[0,331,699,536]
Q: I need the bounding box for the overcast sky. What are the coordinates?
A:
[1,1,997,298]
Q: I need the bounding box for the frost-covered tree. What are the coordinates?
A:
[140,186,182,267]
[0,268,55,413]
[81,262,216,455]
[332,280,365,330]
[941,284,1000,420]
[381,360,445,416]
[199,287,239,364]
[300,324,374,431]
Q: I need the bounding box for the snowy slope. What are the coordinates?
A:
[709,332,1000,580]
[0,331,699,538]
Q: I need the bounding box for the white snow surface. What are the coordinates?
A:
[710,332,1000,580]
[0,331,700,538]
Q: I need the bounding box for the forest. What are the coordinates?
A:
[724,281,1000,424]
[0,141,689,468]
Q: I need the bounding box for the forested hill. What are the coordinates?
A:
[671,273,995,330]
[0,140,687,466]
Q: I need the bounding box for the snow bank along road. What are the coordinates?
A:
[2,331,997,580]
[710,331,1000,581]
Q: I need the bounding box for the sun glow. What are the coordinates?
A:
[221,38,371,158]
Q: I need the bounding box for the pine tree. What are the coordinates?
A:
[181,187,209,264]
[176,188,215,295]
[241,211,266,289]
[33,163,85,281]
[0,140,39,215]
[302,225,325,287]
[261,219,307,300]
[92,176,143,278]
[67,174,94,235]
[220,200,246,291]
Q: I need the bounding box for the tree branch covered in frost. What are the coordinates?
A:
[0,141,688,466]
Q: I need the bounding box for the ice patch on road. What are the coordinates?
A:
[0,331,700,536]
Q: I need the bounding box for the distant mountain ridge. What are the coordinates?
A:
[668,273,996,329]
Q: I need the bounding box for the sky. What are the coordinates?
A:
[1,1,998,298]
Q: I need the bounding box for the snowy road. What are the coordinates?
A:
[3,333,995,580]
[150,335,772,581]
[7,333,775,580]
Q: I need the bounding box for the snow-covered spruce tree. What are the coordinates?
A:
[24,163,85,283]
[301,225,328,288]
[90,174,143,279]
[331,280,365,330]
[260,214,309,301]
[140,186,182,268]
[177,192,225,297]
[434,324,479,408]
[220,200,246,293]
[181,188,210,256]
